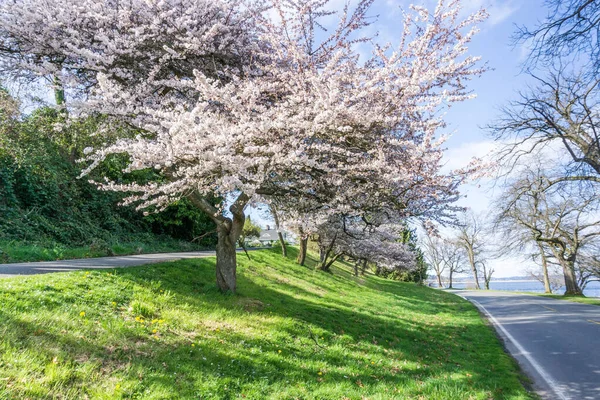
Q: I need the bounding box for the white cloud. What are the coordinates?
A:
[442,139,499,172]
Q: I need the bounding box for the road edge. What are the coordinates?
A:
[454,293,568,400]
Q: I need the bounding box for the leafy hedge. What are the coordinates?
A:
[0,104,217,253]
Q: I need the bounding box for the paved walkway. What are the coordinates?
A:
[455,290,600,400]
[0,251,217,277]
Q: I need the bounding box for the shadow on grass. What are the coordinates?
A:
[0,249,528,399]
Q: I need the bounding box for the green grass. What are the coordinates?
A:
[0,236,207,263]
[0,248,533,399]
[535,293,600,306]
[508,290,600,306]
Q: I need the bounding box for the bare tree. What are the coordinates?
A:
[423,234,446,288]
[514,0,600,73]
[478,260,495,290]
[575,244,600,290]
[456,212,487,290]
[534,242,554,293]
[441,239,465,289]
[491,70,600,186]
[524,260,565,293]
[494,182,556,294]
[497,168,600,295]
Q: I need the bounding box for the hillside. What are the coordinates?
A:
[0,248,532,399]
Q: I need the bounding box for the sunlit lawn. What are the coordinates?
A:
[0,237,206,263]
[537,293,600,306]
[0,248,533,399]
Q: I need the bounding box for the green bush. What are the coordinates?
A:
[0,103,217,259]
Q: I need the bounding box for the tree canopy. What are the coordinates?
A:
[0,0,487,291]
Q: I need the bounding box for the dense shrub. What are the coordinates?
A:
[0,105,217,252]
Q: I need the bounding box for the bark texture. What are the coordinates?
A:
[297,237,308,266]
[216,224,237,292]
[436,273,443,288]
[561,260,582,295]
[360,259,367,275]
[537,242,552,293]
[277,231,287,256]
[270,205,287,257]
[189,192,249,293]
[467,249,481,290]
[318,234,338,271]
[549,246,582,295]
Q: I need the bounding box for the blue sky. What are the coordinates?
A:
[391,0,548,277]
[253,0,553,277]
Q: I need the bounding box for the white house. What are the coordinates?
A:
[258,225,290,246]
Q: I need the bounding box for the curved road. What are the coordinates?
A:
[0,251,218,277]
[455,290,600,400]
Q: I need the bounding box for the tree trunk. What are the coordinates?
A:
[354,261,360,277]
[481,262,491,290]
[319,246,327,265]
[448,268,453,289]
[318,234,337,271]
[561,259,582,295]
[277,231,287,257]
[436,273,443,288]
[549,246,582,295]
[467,251,481,289]
[360,259,367,275]
[470,266,480,289]
[537,243,552,294]
[216,224,237,293]
[270,205,287,257]
[297,237,307,266]
[188,192,249,293]
[321,253,341,272]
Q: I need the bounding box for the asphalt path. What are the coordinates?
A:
[455,290,600,400]
[0,251,219,277]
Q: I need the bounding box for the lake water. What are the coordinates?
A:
[447,280,600,298]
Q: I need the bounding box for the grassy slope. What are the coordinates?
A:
[0,248,532,399]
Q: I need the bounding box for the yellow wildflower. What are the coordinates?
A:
[79,311,85,317]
